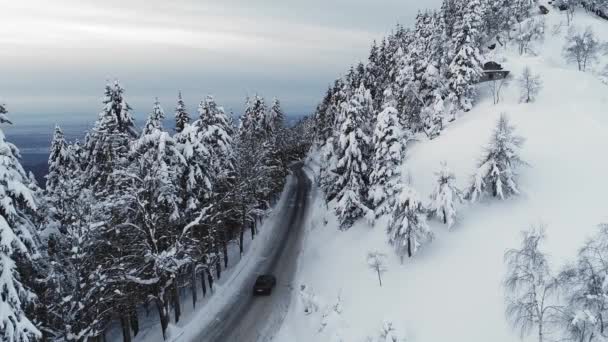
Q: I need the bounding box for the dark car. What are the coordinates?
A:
[253,275,277,295]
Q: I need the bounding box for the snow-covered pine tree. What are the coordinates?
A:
[319,81,348,203]
[467,114,526,202]
[319,135,339,203]
[143,98,164,135]
[174,121,211,216]
[240,95,268,143]
[387,186,433,261]
[332,85,374,229]
[266,98,285,136]
[196,94,234,182]
[403,10,448,137]
[193,95,235,268]
[264,98,289,196]
[230,129,273,253]
[364,41,383,107]
[83,80,137,191]
[313,87,334,145]
[69,91,149,339]
[368,88,407,218]
[45,125,70,193]
[429,162,463,229]
[174,91,190,133]
[123,100,189,339]
[238,95,275,204]
[47,188,114,340]
[0,104,42,342]
[446,0,484,112]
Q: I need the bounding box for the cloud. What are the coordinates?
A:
[0,0,442,118]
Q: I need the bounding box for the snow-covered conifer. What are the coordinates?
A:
[467,114,526,202]
[174,91,190,133]
[387,187,433,261]
[0,104,42,342]
[265,98,285,135]
[447,0,484,112]
[240,95,268,143]
[196,95,234,182]
[83,80,137,190]
[332,86,373,229]
[429,162,462,229]
[46,125,71,193]
[122,100,189,338]
[143,98,165,135]
[369,88,407,217]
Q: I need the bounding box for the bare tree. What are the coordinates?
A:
[563,26,602,71]
[378,320,405,342]
[558,0,577,25]
[504,226,561,342]
[488,76,509,105]
[515,17,545,55]
[559,224,608,341]
[518,67,543,103]
[367,251,388,287]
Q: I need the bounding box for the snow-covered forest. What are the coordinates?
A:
[1,84,313,341]
[4,0,608,341]
[276,0,608,341]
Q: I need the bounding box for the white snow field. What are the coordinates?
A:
[276,5,608,342]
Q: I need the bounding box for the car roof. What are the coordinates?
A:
[256,274,274,281]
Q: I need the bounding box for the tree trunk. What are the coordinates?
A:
[377,269,382,287]
[442,209,447,224]
[93,332,107,342]
[191,264,198,308]
[407,236,412,258]
[201,269,207,297]
[207,268,215,291]
[155,298,169,340]
[239,206,246,256]
[538,319,543,342]
[172,282,181,323]
[120,315,132,342]
[216,257,222,280]
[250,220,256,240]
[223,230,229,268]
[129,304,139,337]
[239,226,245,256]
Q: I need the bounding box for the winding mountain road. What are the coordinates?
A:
[193,165,312,342]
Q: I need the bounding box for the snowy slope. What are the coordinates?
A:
[277,6,608,342]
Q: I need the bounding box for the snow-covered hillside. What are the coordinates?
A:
[277,5,608,342]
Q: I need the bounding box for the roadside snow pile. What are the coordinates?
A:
[277,6,608,342]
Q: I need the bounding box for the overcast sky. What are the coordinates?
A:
[1,0,442,123]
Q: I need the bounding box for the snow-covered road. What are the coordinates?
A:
[191,165,312,342]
